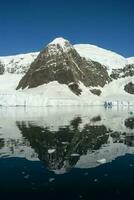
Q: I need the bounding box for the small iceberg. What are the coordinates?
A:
[49,178,55,182]
[97,158,106,164]
[61,141,69,145]
[48,149,56,154]
[71,153,80,157]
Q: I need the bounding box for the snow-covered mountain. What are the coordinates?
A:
[16,37,110,90]
[0,37,134,107]
[127,57,134,65]
[0,39,134,75]
[74,44,134,70]
[1,38,134,75]
[0,52,39,74]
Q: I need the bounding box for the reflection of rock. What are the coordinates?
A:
[0,139,4,149]
[1,107,134,175]
[90,115,101,122]
[16,117,109,173]
[15,114,134,174]
[125,117,134,129]
[124,82,134,94]
[125,135,134,146]
[0,138,38,160]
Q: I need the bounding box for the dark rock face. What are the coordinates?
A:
[111,64,134,79]
[0,61,5,75]
[16,38,111,94]
[90,89,101,96]
[68,82,82,95]
[124,82,134,94]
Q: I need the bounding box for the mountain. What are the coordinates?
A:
[74,44,134,71]
[0,52,38,74]
[0,37,134,106]
[16,38,110,94]
[0,40,133,76]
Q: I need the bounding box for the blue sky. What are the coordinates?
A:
[0,0,134,57]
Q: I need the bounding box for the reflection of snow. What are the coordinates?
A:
[71,153,80,157]
[48,149,56,154]
[0,107,134,174]
[97,158,106,164]
[49,178,55,182]
[75,141,134,169]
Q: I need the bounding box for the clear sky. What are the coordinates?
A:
[0,0,134,57]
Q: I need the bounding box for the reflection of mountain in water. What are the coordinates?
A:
[1,107,134,174]
[16,117,109,173]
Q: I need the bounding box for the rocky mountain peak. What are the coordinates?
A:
[49,37,70,47]
[16,37,110,93]
[46,37,74,56]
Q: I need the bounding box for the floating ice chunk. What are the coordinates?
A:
[49,178,55,182]
[48,149,56,154]
[104,173,108,177]
[71,153,80,157]
[94,178,98,182]
[24,174,30,179]
[97,158,106,164]
[61,141,69,145]
[84,172,88,176]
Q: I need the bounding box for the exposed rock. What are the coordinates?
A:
[16,38,111,95]
[0,61,5,75]
[124,82,134,94]
[111,64,134,79]
[68,82,82,95]
[0,53,38,74]
[90,89,101,96]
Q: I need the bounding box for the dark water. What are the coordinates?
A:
[0,107,134,199]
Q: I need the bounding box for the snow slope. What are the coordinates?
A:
[0,74,22,92]
[74,44,134,70]
[0,75,101,106]
[127,57,134,65]
[0,52,39,74]
[0,74,134,106]
[101,76,134,105]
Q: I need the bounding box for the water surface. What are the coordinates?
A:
[0,106,134,199]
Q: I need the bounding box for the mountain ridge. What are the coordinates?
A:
[0,37,133,75]
[16,37,110,92]
[0,37,134,107]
